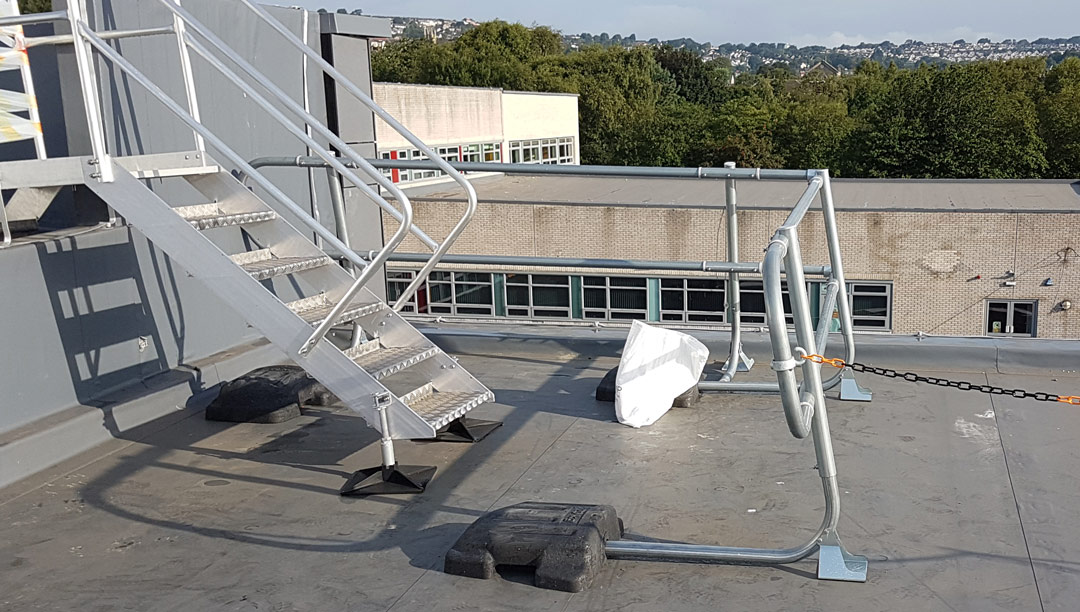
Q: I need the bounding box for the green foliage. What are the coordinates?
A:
[373,21,1080,178]
[18,0,51,12]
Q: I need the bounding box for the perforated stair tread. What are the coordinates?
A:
[349,343,440,379]
[287,295,385,326]
[230,249,332,281]
[405,389,495,431]
[175,204,277,230]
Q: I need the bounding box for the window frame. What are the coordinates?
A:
[846,281,893,331]
[985,299,1037,337]
[583,275,649,321]
[504,273,573,319]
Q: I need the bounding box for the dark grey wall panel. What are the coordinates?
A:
[328,34,374,143]
[0,226,256,433]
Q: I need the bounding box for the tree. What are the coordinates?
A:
[653,46,729,106]
[18,0,51,12]
[402,22,425,40]
[1039,57,1080,177]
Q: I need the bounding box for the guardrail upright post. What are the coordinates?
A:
[817,170,871,400]
[720,161,753,381]
[67,0,113,182]
[783,226,868,581]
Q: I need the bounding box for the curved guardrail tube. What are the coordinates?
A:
[762,236,813,440]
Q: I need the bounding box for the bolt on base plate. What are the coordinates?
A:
[340,464,436,496]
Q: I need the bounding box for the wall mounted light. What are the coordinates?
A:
[1062,300,1073,311]
[1044,278,1054,286]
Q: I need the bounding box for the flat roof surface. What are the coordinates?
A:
[2,330,1079,611]
[400,174,1080,212]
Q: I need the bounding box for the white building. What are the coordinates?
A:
[372,83,580,184]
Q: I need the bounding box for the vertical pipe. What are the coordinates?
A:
[818,171,855,373]
[300,8,321,249]
[377,399,397,468]
[784,227,837,479]
[172,0,203,152]
[720,161,742,382]
[814,277,841,355]
[67,0,114,182]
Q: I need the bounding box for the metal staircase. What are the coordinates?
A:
[0,0,497,495]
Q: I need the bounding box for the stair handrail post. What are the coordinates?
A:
[75,23,370,272]
[170,0,203,153]
[67,0,113,182]
[168,31,416,356]
[232,0,480,305]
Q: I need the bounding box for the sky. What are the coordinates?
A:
[286,1,1080,47]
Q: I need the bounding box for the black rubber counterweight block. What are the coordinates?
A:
[595,365,700,407]
[445,502,623,592]
[205,365,336,423]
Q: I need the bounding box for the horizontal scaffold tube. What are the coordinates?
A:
[381,252,832,276]
[248,155,816,181]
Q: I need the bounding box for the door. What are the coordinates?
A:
[986,300,1037,337]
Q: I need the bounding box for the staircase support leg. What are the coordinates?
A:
[341,392,436,496]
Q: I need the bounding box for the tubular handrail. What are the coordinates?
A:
[229,0,480,314]
[74,23,372,274]
[238,156,439,251]
[152,0,427,352]
[155,1,437,255]
[176,35,415,355]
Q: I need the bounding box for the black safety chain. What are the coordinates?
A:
[801,354,1080,405]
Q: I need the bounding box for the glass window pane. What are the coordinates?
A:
[851,295,887,318]
[661,278,683,288]
[740,291,766,314]
[583,276,606,286]
[457,306,491,315]
[430,271,451,281]
[1012,302,1035,334]
[583,288,607,309]
[610,277,647,287]
[456,284,492,305]
[687,279,725,290]
[533,309,569,318]
[610,311,644,320]
[987,301,1009,334]
[506,285,530,306]
[661,291,684,311]
[688,290,723,312]
[662,313,684,321]
[853,284,888,294]
[428,283,453,304]
[532,286,569,308]
[610,289,646,311]
[505,274,529,285]
[508,308,529,317]
[454,272,490,283]
[531,275,569,285]
[688,313,725,322]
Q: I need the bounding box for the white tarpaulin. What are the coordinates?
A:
[615,321,709,428]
